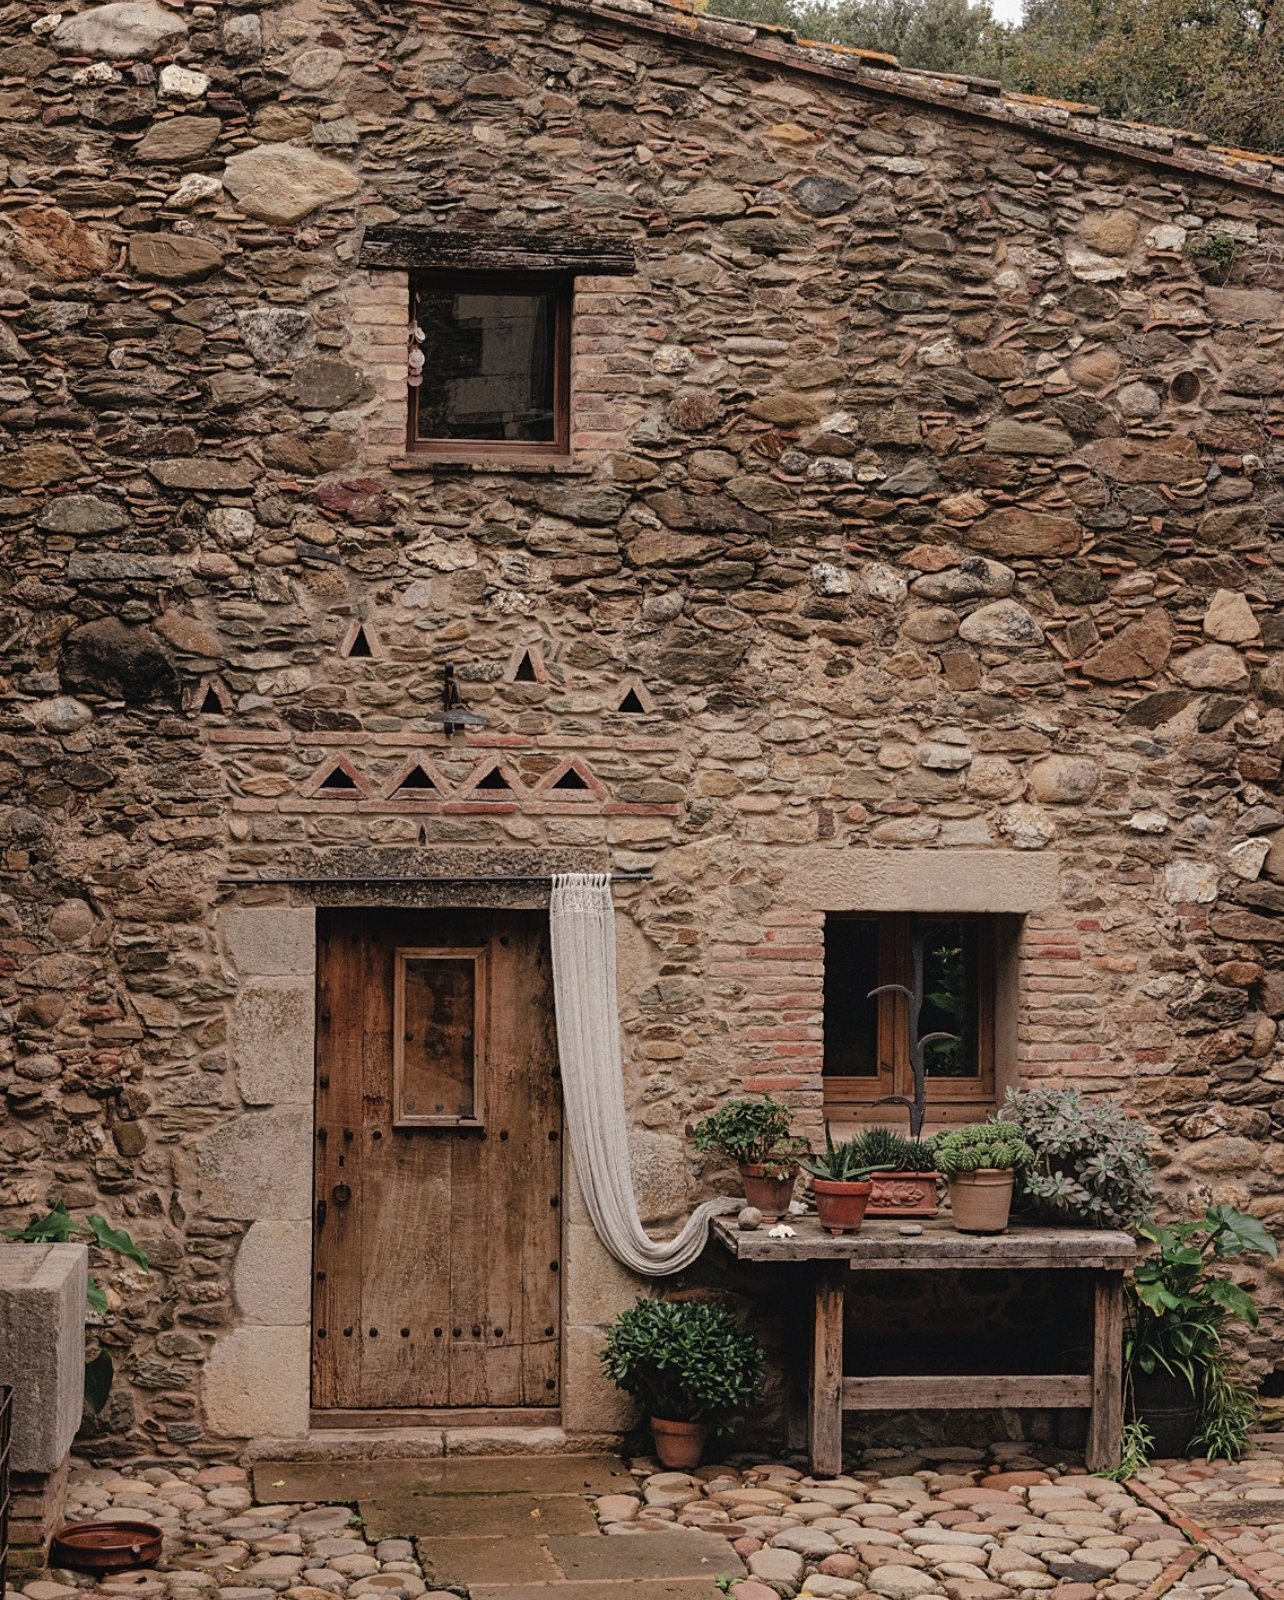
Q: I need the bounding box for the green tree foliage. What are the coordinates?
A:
[706,0,1003,75]
[1002,0,1284,155]
[704,0,1284,153]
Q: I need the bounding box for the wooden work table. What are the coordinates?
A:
[712,1215,1136,1477]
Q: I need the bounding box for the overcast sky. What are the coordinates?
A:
[991,0,1023,19]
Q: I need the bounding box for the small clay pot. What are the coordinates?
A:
[811,1177,873,1236]
[948,1168,1016,1234]
[739,1162,796,1221]
[51,1521,164,1572]
[868,1172,941,1218]
[650,1415,708,1470]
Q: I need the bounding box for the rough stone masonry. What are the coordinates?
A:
[2,0,1284,1453]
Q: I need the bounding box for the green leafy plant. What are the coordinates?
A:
[998,1087,1153,1229]
[1186,230,1242,271]
[934,1122,1034,1176]
[600,1297,764,1425]
[847,1126,940,1173]
[692,1097,807,1174]
[800,1128,896,1183]
[4,1203,149,1413]
[1127,1203,1276,1461]
[1104,1417,1154,1482]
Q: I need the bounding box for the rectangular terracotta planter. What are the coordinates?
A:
[867,1172,941,1217]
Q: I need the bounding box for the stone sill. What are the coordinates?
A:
[388,455,594,477]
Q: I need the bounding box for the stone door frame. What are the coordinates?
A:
[202,866,641,1444]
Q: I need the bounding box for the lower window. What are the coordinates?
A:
[823,913,999,1117]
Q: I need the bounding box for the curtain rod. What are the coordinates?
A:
[217,871,652,886]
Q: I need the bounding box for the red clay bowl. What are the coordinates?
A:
[51,1520,164,1572]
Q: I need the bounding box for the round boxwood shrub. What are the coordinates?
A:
[600,1296,764,1425]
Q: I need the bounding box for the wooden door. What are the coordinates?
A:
[312,907,562,1420]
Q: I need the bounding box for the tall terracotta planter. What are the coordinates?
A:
[650,1416,708,1469]
[948,1168,1016,1233]
[812,1177,873,1235]
[739,1163,796,1221]
[868,1172,940,1218]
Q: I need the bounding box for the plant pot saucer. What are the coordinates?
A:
[51,1521,165,1572]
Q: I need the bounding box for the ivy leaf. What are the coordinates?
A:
[1205,1205,1277,1261]
[1204,1277,1259,1326]
[85,1215,150,1270]
[4,1202,82,1245]
[86,1278,109,1315]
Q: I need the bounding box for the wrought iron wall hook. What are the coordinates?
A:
[420,662,487,735]
[867,926,958,1140]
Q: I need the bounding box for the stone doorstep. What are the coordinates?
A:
[256,1453,629,1506]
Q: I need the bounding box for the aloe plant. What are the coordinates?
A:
[801,1128,897,1183]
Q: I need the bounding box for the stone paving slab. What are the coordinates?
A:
[469,1582,734,1598]
[419,1534,563,1587]
[545,1530,745,1582]
[375,1491,599,1540]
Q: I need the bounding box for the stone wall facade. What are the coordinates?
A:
[3,0,1284,1454]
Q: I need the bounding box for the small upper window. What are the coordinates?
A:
[409,272,570,458]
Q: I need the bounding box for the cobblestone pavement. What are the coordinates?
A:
[19,1444,1284,1600]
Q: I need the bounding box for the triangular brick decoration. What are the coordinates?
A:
[302,754,370,799]
[504,642,548,684]
[339,620,381,660]
[615,678,654,714]
[460,758,524,801]
[534,757,608,801]
[192,674,232,715]
[382,757,446,800]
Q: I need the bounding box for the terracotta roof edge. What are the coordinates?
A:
[540,0,1284,198]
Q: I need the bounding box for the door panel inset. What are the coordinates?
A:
[312,908,561,1412]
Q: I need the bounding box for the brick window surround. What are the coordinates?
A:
[349,269,640,469]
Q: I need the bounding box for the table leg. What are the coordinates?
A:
[1087,1270,1124,1471]
[809,1261,845,1477]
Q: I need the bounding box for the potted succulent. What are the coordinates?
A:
[998,1086,1154,1229]
[1126,1203,1276,1461]
[800,1131,895,1235]
[935,1123,1035,1234]
[848,1127,942,1218]
[692,1096,808,1221]
[600,1295,764,1469]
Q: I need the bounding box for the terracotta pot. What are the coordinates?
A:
[650,1415,708,1469]
[811,1177,873,1235]
[739,1162,797,1221]
[868,1172,941,1218]
[948,1168,1016,1233]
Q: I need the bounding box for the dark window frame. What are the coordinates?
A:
[407,270,573,462]
[823,913,997,1118]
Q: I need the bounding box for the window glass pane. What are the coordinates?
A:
[415,289,556,442]
[398,955,476,1119]
[823,918,880,1077]
[919,919,979,1079]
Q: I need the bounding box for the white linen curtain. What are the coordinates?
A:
[549,872,736,1275]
